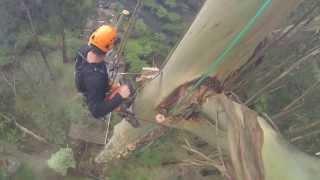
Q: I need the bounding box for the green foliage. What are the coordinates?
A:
[164,0,177,8]
[0,49,11,66]
[254,95,269,113]
[13,164,35,180]
[108,134,180,180]
[134,19,149,36]
[38,33,59,50]
[0,0,23,50]
[162,23,185,35]
[16,87,69,145]
[135,148,163,167]
[109,169,127,180]
[14,51,87,144]
[0,116,20,144]
[0,0,95,59]
[15,31,34,52]
[65,32,85,59]
[166,12,181,22]
[0,169,8,180]
[155,5,169,19]
[47,147,76,176]
[125,39,150,72]
[118,0,192,74]
[144,0,158,9]
[144,0,181,22]
[40,0,95,33]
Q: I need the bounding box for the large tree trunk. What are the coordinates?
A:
[96,0,320,179]
[200,95,320,180]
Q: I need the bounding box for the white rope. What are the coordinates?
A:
[104,113,112,144]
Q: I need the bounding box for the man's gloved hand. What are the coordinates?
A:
[110,83,120,92]
[118,85,131,98]
[107,84,131,100]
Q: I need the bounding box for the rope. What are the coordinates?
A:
[192,0,273,89]
[110,0,142,86]
[104,113,112,144]
[170,0,272,115]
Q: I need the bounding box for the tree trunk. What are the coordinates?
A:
[95,0,320,179]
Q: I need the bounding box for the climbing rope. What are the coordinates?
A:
[192,0,273,90]
[104,113,112,144]
[170,0,273,114]
[109,0,142,87]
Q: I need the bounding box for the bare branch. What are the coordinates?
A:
[0,71,17,96]
[0,113,49,144]
[282,82,320,112]
[291,129,320,142]
[245,47,320,105]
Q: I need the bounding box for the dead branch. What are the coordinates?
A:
[291,129,320,142]
[282,81,320,112]
[0,113,49,144]
[228,3,320,92]
[289,120,320,135]
[245,47,320,105]
[182,138,226,174]
[272,103,303,120]
[0,71,17,96]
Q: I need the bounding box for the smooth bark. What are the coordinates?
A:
[93,2,320,180]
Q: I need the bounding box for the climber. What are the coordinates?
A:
[74,25,139,127]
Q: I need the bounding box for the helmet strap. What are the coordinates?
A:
[89,45,106,56]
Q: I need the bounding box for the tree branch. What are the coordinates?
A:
[0,113,49,144]
[245,47,320,105]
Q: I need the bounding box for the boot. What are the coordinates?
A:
[118,108,140,128]
[124,116,140,128]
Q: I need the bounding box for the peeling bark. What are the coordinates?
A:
[201,95,320,180]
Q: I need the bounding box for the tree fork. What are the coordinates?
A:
[93,2,320,180]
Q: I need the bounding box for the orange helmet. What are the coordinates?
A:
[88,25,117,53]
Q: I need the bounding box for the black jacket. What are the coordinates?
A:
[75,45,123,119]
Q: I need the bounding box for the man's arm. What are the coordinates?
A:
[84,73,123,119]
